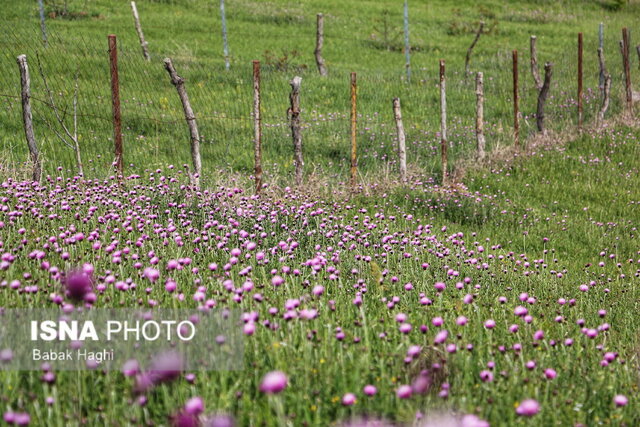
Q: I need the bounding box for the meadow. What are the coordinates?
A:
[1,0,640,426]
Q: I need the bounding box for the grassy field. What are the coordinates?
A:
[1,1,640,426]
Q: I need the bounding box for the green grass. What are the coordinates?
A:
[0,123,638,426]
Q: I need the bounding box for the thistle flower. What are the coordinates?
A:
[613,394,628,407]
[64,270,92,301]
[342,393,356,406]
[184,397,204,415]
[259,371,288,394]
[516,399,540,416]
[396,385,412,399]
[363,385,377,396]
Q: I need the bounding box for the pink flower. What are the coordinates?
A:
[516,399,540,416]
[479,370,493,382]
[183,396,204,415]
[342,393,356,406]
[260,371,288,394]
[396,385,412,399]
[434,330,448,344]
[613,394,628,407]
[64,270,92,300]
[363,385,377,396]
[143,267,160,283]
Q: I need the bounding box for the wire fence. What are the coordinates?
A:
[0,17,629,184]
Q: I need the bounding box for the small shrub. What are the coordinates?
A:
[262,50,308,73]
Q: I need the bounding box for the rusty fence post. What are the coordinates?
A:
[108,34,123,177]
[253,60,262,193]
[512,50,519,150]
[350,72,357,189]
[578,32,583,129]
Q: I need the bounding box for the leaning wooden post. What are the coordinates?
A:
[512,50,520,150]
[350,72,357,189]
[530,36,542,90]
[315,14,328,76]
[108,35,124,177]
[16,55,42,183]
[439,60,448,185]
[253,60,262,193]
[131,2,150,61]
[220,0,230,70]
[289,76,303,187]
[403,0,411,83]
[536,62,553,133]
[465,22,484,76]
[37,0,48,48]
[599,23,604,91]
[163,58,202,187]
[597,72,612,126]
[392,98,406,180]
[621,28,632,114]
[475,72,485,162]
[636,45,640,70]
[598,46,607,103]
[578,32,583,130]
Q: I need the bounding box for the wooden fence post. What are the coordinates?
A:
[536,62,553,133]
[350,72,357,189]
[598,46,608,104]
[392,98,406,180]
[163,58,202,187]
[512,50,520,150]
[131,2,150,61]
[38,0,48,48]
[621,28,632,114]
[108,35,123,177]
[465,22,484,76]
[475,72,485,162]
[220,0,230,70]
[439,60,448,185]
[599,23,604,91]
[16,55,42,183]
[578,32,583,129]
[253,60,262,193]
[315,14,328,76]
[598,72,612,126]
[530,36,542,90]
[403,0,411,82]
[289,76,303,187]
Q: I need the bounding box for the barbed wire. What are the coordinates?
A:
[0,17,626,175]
